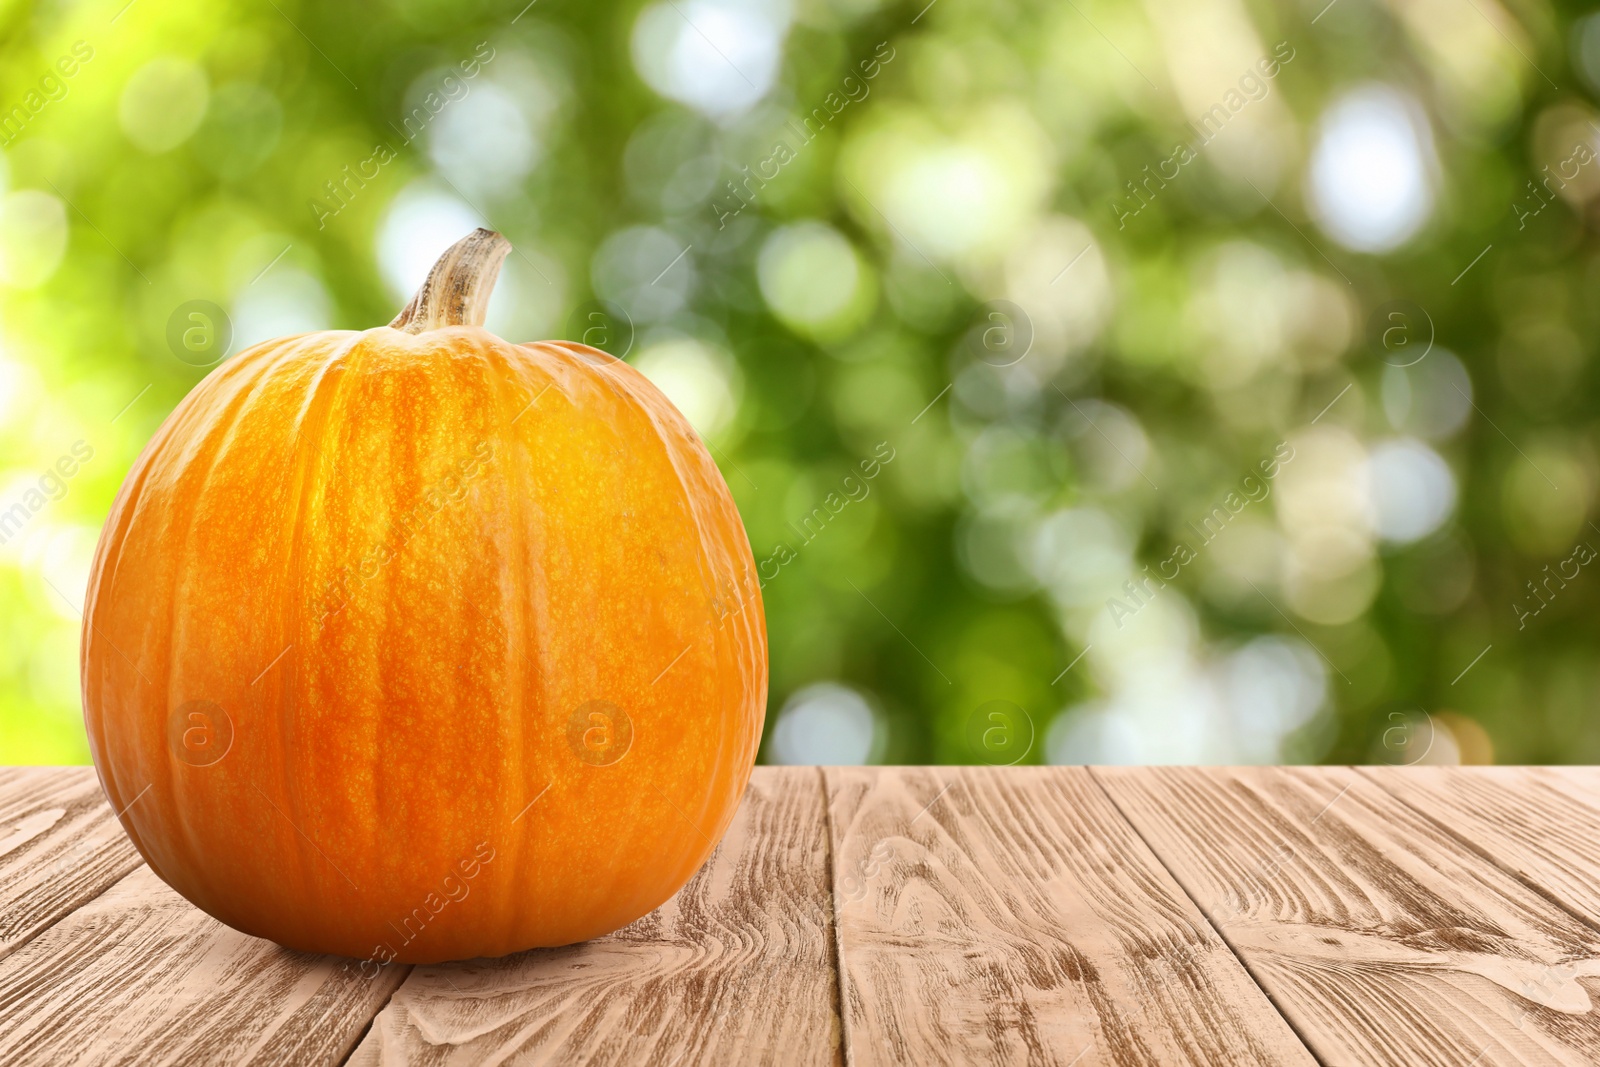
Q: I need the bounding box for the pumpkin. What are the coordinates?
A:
[81,229,767,964]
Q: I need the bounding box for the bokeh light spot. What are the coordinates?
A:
[1308,85,1434,253]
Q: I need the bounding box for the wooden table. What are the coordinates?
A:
[4,766,1600,1065]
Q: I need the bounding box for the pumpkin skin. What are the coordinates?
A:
[81,237,766,963]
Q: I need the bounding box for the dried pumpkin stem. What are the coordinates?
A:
[389,228,513,333]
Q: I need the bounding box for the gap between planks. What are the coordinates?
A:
[337,968,411,1067]
[817,764,855,1067]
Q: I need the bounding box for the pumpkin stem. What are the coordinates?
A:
[389,228,513,333]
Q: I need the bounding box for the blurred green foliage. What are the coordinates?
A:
[1,0,1598,766]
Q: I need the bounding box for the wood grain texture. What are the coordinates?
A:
[825,766,1314,1066]
[0,865,407,1066]
[1098,765,1600,1067]
[1361,766,1600,926]
[0,766,142,959]
[348,765,840,1066]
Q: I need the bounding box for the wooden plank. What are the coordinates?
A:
[0,766,142,959]
[825,766,1314,1066]
[1097,765,1600,1066]
[1360,766,1600,928]
[0,864,407,1065]
[348,765,840,1066]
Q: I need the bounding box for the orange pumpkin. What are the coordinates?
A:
[82,229,767,964]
